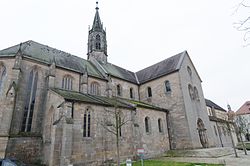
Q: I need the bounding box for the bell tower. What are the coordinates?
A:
[87,1,108,64]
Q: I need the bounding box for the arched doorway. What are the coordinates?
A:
[197,118,209,148]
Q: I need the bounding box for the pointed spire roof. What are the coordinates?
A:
[92,1,103,31]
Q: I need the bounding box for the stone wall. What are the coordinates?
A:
[6,137,43,164]
[138,72,192,149]
[111,77,139,100]
[178,54,216,148]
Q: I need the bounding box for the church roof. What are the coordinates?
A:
[136,51,186,84]
[205,99,226,112]
[51,88,168,111]
[0,40,104,79]
[236,101,250,115]
[0,40,186,84]
[101,63,138,83]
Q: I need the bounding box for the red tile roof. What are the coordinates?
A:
[236,101,250,115]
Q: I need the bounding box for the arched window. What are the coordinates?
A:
[83,109,91,137]
[96,34,101,41]
[145,117,150,133]
[95,34,101,50]
[188,84,194,100]
[90,82,100,95]
[165,80,171,93]
[117,84,122,96]
[187,66,192,76]
[21,69,38,132]
[130,88,134,99]
[158,118,163,133]
[147,87,152,97]
[62,75,73,90]
[0,65,6,94]
[194,87,199,100]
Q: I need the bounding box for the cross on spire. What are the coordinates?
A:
[96,1,99,10]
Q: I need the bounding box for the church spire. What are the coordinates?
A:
[92,1,103,31]
[87,1,108,64]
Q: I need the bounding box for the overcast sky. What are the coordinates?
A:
[0,0,249,111]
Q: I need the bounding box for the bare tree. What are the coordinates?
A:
[235,115,248,155]
[233,0,250,45]
[97,100,133,166]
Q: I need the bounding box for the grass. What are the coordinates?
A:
[121,160,224,166]
[236,142,250,150]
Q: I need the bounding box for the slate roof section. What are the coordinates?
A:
[205,99,226,112]
[236,101,250,115]
[51,88,167,111]
[0,40,104,79]
[0,40,187,85]
[136,51,186,84]
[101,63,138,83]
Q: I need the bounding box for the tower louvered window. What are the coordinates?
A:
[95,34,101,50]
[21,69,38,132]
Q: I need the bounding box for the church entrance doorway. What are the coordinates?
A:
[197,118,208,148]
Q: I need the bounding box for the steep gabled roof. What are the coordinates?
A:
[0,41,188,85]
[236,101,250,115]
[205,99,226,112]
[100,63,138,83]
[136,51,186,84]
[0,40,104,79]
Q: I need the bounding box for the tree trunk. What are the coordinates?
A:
[116,111,120,166]
[239,132,248,155]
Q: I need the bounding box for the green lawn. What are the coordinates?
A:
[236,142,250,150]
[121,160,224,166]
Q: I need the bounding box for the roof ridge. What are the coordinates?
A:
[136,51,186,73]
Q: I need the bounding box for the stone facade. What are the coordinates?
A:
[0,3,228,166]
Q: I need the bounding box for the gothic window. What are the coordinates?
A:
[0,65,6,94]
[83,109,91,137]
[130,88,134,99]
[95,34,101,50]
[145,117,151,133]
[90,82,100,95]
[165,80,171,93]
[194,87,199,101]
[147,87,152,97]
[188,84,194,100]
[117,84,122,96]
[62,75,73,90]
[187,66,192,76]
[158,118,163,133]
[21,69,38,132]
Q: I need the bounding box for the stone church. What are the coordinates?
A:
[0,2,217,166]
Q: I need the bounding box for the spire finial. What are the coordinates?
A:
[96,1,99,10]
